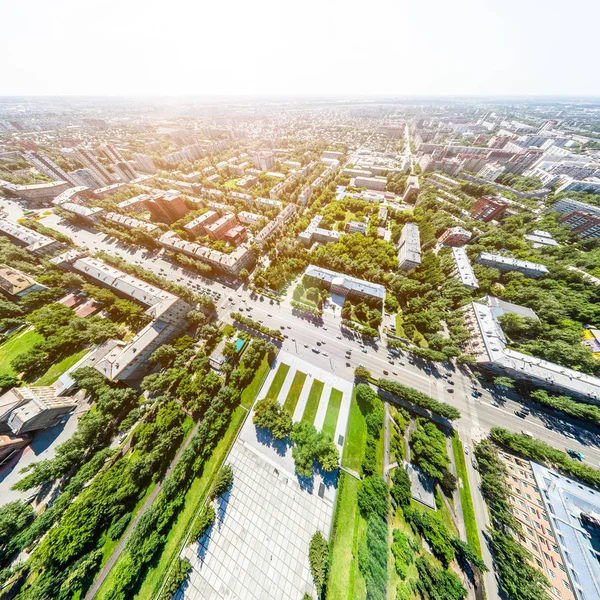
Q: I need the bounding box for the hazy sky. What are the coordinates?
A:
[2,0,598,97]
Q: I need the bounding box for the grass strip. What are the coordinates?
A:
[283,371,307,414]
[326,472,360,600]
[322,388,343,438]
[240,354,271,409]
[34,349,88,385]
[341,386,369,472]
[452,431,482,557]
[0,328,44,377]
[302,379,324,424]
[265,362,290,401]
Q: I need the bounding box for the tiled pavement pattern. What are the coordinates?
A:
[179,441,334,600]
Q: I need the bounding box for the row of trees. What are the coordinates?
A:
[230,312,283,340]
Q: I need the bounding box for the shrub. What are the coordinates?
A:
[308,531,328,597]
[108,513,131,541]
[211,465,233,500]
[189,505,215,543]
[158,557,191,600]
[357,476,388,521]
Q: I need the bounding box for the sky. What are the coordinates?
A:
[2,0,598,97]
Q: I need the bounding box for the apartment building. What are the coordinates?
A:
[237,211,263,225]
[451,248,479,290]
[0,179,71,204]
[52,253,192,380]
[560,211,600,240]
[462,301,600,402]
[70,168,105,190]
[205,213,238,240]
[525,230,560,248]
[25,151,79,186]
[476,252,549,278]
[555,177,600,195]
[255,197,283,211]
[322,150,344,161]
[402,175,420,203]
[74,147,111,186]
[100,144,125,164]
[132,153,157,174]
[498,452,600,600]
[397,223,421,270]
[146,192,189,224]
[183,211,219,237]
[118,194,152,213]
[158,231,254,276]
[298,186,313,206]
[304,265,385,302]
[439,226,472,247]
[104,212,159,233]
[0,218,63,254]
[354,176,387,191]
[253,151,275,171]
[471,195,510,222]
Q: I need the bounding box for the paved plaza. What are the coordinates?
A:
[178,352,354,600]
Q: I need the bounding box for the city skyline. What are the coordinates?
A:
[3,0,599,97]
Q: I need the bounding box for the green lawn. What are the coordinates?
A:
[327,472,360,600]
[322,388,343,439]
[452,432,482,557]
[341,386,370,472]
[224,179,238,189]
[34,349,88,386]
[222,323,236,338]
[99,407,247,600]
[395,312,407,338]
[283,371,307,414]
[265,362,290,402]
[302,379,324,424]
[0,328,44,377]
[240,355,271,409]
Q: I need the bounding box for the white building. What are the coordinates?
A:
[476,252,549,278]
[397,223,421,270]
[451,247,479,289]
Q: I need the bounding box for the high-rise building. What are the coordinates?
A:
[253,151,275,171]
[70,168,104,190]
[471,195,509,222]
[25,151,79,186]
[439,227,472,247]
[146,192,189,224]
[132,153,157,174]
[101,143,125,164]
[112,161,137,182]
[74,147,111,187]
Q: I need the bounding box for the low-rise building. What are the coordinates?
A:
[104,212,159,233]
[237,211,263,225]
[397,223,421,270]
[183,211,219,237]
[378,206,388,227]
[117,194,151,213]
[524,230,560,248]
[51,253,192,380]
[463,301,600,402]
[158,231,254,276]
[304,265,385,302]
[298,186,313,206]
[451,248,479,289]
[205,213,238,240]
[354,176,387,191]
[439,226,471,247]
[472,195,510,222]
[0,265,48,297]
[476,252,549,278]
[61,202,104,222]
[0,218,63,255]
[236,175,257,189]
[223,225,247,246]
[322,150,344,161]
[0,386,77,435]
[345,221,367,234]
[93,182,129,197]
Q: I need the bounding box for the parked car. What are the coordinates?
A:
[567,448,584,460]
